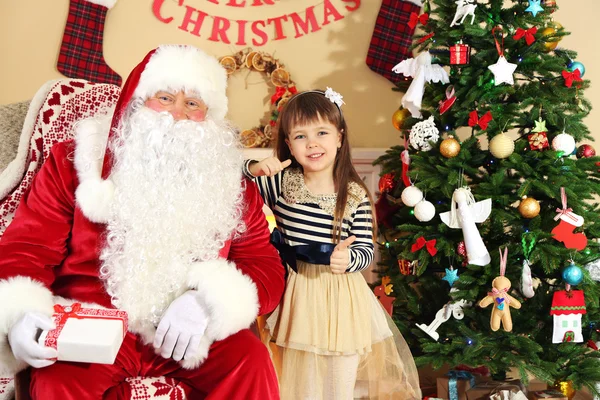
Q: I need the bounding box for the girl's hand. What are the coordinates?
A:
[249,157,292,177]
[329,236,356,274]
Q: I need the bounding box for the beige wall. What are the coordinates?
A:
[0,0,598,148]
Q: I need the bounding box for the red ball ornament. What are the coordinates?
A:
[378,173,395,193]
[576,144,596,159]
[457,241,467,257]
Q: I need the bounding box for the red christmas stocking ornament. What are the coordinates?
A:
[366,0,422,83]
[552,188,587,251]
[57,0,122,86]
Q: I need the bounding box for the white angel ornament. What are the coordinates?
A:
[392,51,450,118]
[440,187,491,266]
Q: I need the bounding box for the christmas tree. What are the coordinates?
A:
[374,0,600,393]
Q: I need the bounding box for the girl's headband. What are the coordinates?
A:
[286,87,345,117]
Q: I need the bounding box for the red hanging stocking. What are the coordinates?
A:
[57,0,122,86]
[366,0,422,83]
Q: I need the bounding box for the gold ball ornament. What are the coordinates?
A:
[540,23,562,52]
[392,108,410,131]
[489,133,515,159]
[519,196,540,219]
[440,136,461,158]
[552,380,575,400]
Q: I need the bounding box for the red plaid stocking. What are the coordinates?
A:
[57,0,122,86]
[366,0,422,83]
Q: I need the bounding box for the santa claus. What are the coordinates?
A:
[0,45,285,399]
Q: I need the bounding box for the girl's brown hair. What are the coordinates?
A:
[275,90,376,243]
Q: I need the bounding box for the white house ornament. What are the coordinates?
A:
[392,52,450,118]
[409,116,440,151]
[550,289,586,343]
[440,187,492,266]
[450,0,477,27]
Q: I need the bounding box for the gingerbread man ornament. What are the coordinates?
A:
[479,248,522,332]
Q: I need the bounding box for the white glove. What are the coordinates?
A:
[8,312,58,368]
[153,290,209,362]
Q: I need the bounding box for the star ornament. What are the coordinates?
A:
[525,0,544,17]
[532,118,547,133]
[488,56,517,86]
[442,267,460,287]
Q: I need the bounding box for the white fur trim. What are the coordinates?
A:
[405,0,423,6]
[0,277,54,375]
[0,79,60,200]
[85,0,117,9]
[73,111,114,223]
[134,45,228,121]
[188,259,259,341]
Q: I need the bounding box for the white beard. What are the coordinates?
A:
[99,106,245,336]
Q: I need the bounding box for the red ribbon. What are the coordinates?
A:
[411,236,437,256]
[513,26,538,46]
[270,86,287,104]
[468,110,493,130]
[408,12,429,29]
[54,303,84,325]
[439,86,456,115]
[491,26,504,56]
[418,33,435,44]
[562,69,582,88]
[554,187,578,222]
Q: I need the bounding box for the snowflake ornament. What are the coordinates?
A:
[409,116,440,151]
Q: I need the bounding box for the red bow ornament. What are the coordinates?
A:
[408,12,429,29]
[513,26,537,46]
[468,110,493,130]
[411,236,437,256]
[562,69,582,88]
[271,86,298,105]
[439,86,457,115]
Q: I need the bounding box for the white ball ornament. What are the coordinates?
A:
[401,186,424,207]
[552,133,576,155]
[489,133,515,159]
[414,200,436,222]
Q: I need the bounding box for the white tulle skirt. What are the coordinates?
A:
[263,261,422,400]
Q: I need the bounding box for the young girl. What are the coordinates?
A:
[243,88,421,399]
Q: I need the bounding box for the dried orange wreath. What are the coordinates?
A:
[219,48,297,148]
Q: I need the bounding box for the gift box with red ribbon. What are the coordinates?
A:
[38,303,128,364]
[450,43,471,65]
[528,132,549,151]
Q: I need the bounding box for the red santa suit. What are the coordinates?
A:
[0,45,286,399]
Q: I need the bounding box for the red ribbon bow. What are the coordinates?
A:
[562,69,582,88]
[554,187,578,222]
[439,86,457,115]
[468,110,493,130]
[411,236,437,256]
[408,12,429,29]
[54,303,84,325]
[513,26,537,46]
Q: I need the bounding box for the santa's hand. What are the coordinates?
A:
[8,312,57,368]
[249,157,292,177]
[329,236,356,274]
[154,290,209,362]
